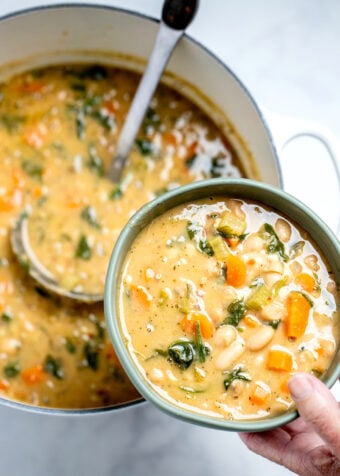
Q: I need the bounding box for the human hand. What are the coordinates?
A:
[239,373,340,475]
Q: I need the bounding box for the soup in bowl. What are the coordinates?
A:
[105,178,340,431]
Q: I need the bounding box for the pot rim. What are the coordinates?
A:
[0,2,282,415]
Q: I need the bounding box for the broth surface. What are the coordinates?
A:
[0,64,243,409]
[119,198,339,420]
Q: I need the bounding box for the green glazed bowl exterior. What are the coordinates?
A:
[104,178,340,432]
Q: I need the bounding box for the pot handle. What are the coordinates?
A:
[262,108,340,235]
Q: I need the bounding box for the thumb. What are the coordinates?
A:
[288,373,340,459]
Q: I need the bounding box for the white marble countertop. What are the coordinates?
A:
[0,1,339,475]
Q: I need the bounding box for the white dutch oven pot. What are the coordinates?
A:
[0,4,338,414]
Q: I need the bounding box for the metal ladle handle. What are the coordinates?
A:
[107,0,199,183]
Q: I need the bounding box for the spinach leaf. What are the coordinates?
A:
[80,206,101,229]
[44,355,64,379]
[87,147,104,176]
[185,154,197,169]
[261,223,289,262]
[4,362,20,378]
[109,185,123,200]
[1,312,13,323]
[135,138,154,156]
[224,366,251,391]
[266,319,281,330]
[21,159,43,181]
[168,340,196,370]
[84,341,99,370]
[0,114,25,132]
[82,65,107,81]
[195,321,209,363]
[142,107,161,133]
[75,235,92,260]
[198,240,214,257]
[220,299,247,327]
[65,337,76,354]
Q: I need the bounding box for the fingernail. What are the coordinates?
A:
[288,374,314,401]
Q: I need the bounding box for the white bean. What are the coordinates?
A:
[246,326,275,351]
[243,234,264,253]
[263,271,282,288]
[275,218,292,242]
[261,300,287,321]
[214,325,237,348]
[215,340,245,370]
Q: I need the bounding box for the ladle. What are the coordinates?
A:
[11,0,199,303]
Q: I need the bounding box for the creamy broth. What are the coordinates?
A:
[119,198,339,420]
[0,64,244,409]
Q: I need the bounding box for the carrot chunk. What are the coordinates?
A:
[294,273,317,293]
[0,189,22,211]
[22,365,46,385]
[285,291,311,339]
[267,348,293,372]
[129,284,153,308]
[180,312,214,339]
[226,254,246,288]
[249,382,271,405]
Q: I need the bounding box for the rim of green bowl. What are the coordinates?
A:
[104,178,340,432]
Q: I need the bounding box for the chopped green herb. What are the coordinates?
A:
[21,159,43,181]
[44,355,64,379]
[4,362,20,378]
[224,366,251,391]
[220,299,247,327]
[80,206,101,229]
[75,235,92,260]
[261,223,289,262]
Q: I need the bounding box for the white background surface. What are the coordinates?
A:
[0,1,339,475]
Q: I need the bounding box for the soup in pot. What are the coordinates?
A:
[118,197,339,420]
[0,64,245,409]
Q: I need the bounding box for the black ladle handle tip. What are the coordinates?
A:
[162,0,199,30]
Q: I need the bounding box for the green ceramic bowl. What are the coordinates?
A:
[104,178,340,432]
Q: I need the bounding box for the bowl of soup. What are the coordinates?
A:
[105,178,340,431]
[0,4,285,414]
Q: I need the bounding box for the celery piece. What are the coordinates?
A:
[208,235,230,261]
[246,284,271,310]
[217,211,246,237]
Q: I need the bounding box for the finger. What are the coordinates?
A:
[288,373,340,459]
[239,429,291,463]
